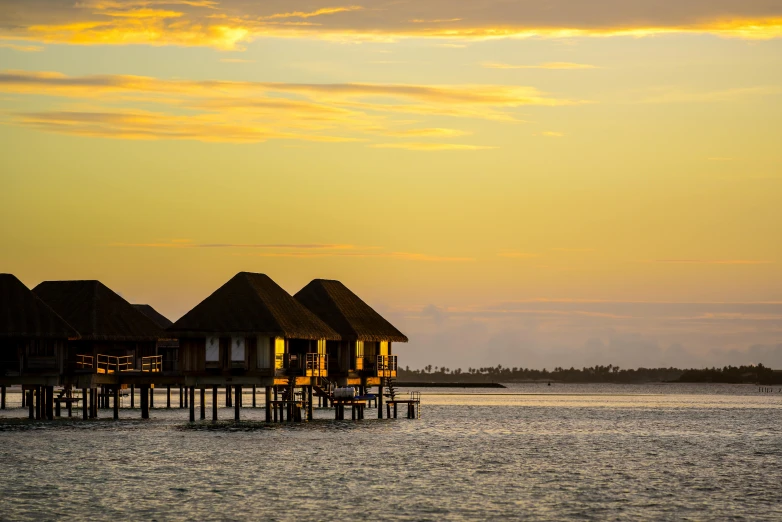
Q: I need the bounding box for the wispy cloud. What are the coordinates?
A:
[2,1,782,49]
[653,259,774,265]
[483,62,598,70]
[0,42,44,52]
[0,69,584,144]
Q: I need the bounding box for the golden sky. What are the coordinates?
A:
[1,0,781,369]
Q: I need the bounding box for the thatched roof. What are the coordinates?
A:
[0,274,78,339]
[33,280,163,342]
[133,304,173,329]
[168,272,340,340]
[294,279,408,343]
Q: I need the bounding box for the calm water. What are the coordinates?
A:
[1,383,781,521]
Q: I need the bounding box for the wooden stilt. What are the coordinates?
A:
[252,386,256,408]
[48,386,54,419]
[150,387,154,409]
[226,385,231,408]
[67,388,72,418]
[1,385,5,409]
[55,389,61,418]
[113,387,119,420]
[141,386,149,419]
[386,403,390,419]
[274,400,279,422]
[81,388,87,419]
[130,385,135,409]
[378,381,384,419]
[21,387,26,408]
[179,387,184,408]
[394,402,398,419]
[189,387,195,422]
[265,387,272,422]
[86,388,91,419]
[184,387,189,408]
[167,386,171,409]
[34,387,41,420]
[307,386,313,421]
[234,385,241,421]
[212,386,218,422]
[200,388,205,420]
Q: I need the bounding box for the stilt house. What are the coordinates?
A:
[167,272,340,386]
[0,274,77,385]
[33,280,164,377]
[294,279,408,388]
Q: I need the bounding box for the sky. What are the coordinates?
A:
[1,0,781,370]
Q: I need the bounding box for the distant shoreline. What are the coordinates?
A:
[396,382,506,388]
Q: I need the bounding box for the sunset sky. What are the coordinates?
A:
[1,0,781,369]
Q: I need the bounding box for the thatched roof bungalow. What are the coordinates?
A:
[33,280,163,374]
[0,274,77,383]
[167,272,339,381]
[294,279,407,383]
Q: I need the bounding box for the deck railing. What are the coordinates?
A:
[141,355,162,372]
[76,354,94,370]
[305,353,328,377]
[96,354,134,374]
[376,355,398,378]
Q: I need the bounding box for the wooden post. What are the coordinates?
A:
[234,385,241,421]
[113,386,119,420]
[1,385,5,409]
[184,387,189,408]
[67,390,72,418]
[179,387,184,408]
[46,386,54,420]
[86,387,91,419]
[150,387,154,409]
[212,386,218,422]
[265,387,272,422]
[378,382,383,419]
[226,385,232,408]
[140,386,149,419]
[130,385,135,409]
[274,401,278,422]
[55,394,61,418]
[386,403,390,419]
[393,402,398,419]
[166,386,171,409]
[252,386,256,408]
[21,387,26,408]
[189,387,195,422]
[307,386,313,421]
[81,388,87,419]
[200,388,205,420]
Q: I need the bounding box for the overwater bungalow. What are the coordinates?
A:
[167,272,341,421]
[33,280,165,418]
[0,274,78,418]
[294,279,408,416]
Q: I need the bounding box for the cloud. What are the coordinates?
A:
[484,62,598,70]
[0,69,581,144]
[1,1,781,50]
[653,259,774,265]
[0,42,44,52]
[498,252,539,259]
[540,131,565,137]
[368,143,498,151]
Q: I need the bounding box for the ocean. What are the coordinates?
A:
[1,383,780,520]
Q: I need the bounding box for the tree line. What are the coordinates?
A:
[398,364,782,384]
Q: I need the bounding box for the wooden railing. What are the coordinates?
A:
[305,353,328,377]
[141,355,162,372]
[376,355,398,378]
[76,354,94,370]
[97,354,134,374]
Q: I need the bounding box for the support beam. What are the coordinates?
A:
[1,385,5,409]
[130,385,135,409]
[212,386,218,422]
[166,386,171,409]
[21,387,26,408]
[226,385,232,408]
[200,388,205,420]
[67,389,72,418]
[378,381,384,419]
[179,387,183,408]
[265,386,272,423]
[46,386,54,420]
[81,388,87,420]
[234,385,241,421]
[141,386,149,419]
[307,386,313,421]
[252,386,256,408]
[150,387,154,409]
[189,387,195,422]
[113,386,119,420]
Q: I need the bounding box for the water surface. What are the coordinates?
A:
[1,383,780,520]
